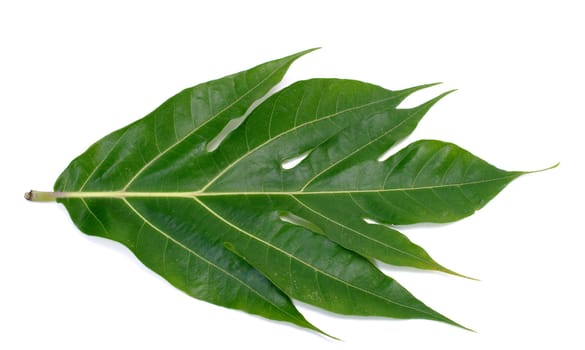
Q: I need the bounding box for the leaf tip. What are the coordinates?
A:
[439,267,480,281]
[536,162,560,172]
[440,88,458,98]
[426,82,444,88]
[414,88,457,111]
[396,82,442,99]
[519,162,560,176]
[317,329,341,341]
[442,316,475,333]
[292,47,321,59]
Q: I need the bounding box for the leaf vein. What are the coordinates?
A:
[78,129,128,191]
[172,99,179,142]
[122,61,291,190]
[121,198,304,323]
[301,107,420,191]
[411,149,442,187]
[80,198,110,236]
[291,195,432,264]
[201,95,402,191]
[193,197,433,316]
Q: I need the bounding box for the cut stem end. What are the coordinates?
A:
[25,190,60,202]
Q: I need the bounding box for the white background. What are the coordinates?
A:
[1,1,583,349]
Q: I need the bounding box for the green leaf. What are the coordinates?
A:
[27,49,537,335]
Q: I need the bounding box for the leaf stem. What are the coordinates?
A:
[24,190,61,202]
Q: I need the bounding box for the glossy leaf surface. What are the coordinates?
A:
[47,50,526,334]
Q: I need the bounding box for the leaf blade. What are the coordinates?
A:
[43,50,538,335]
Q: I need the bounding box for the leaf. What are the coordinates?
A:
[26,49,542,335]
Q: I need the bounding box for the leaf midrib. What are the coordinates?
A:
[57,175,518,199]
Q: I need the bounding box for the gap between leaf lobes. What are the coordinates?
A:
[25,48,557,338]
